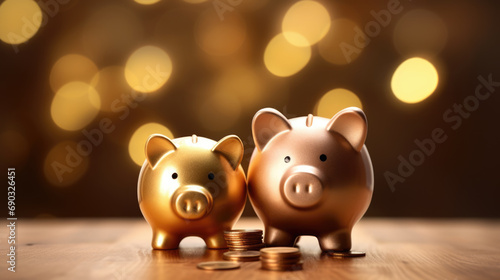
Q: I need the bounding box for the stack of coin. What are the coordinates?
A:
[224,229,265,251]
[260,247,303,271]
[223,250,261,262]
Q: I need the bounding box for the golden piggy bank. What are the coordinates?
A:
[138,134,246,249]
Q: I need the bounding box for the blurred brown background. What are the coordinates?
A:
[1,0,499,218]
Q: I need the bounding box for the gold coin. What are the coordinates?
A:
[224,251,260,258]
[260,247,299,254]
[260,247,300,258]
[260,257,301,264]
[223,251,261,262]
[228,243,265,247]
[224,229,263,235]
[196,261,241,270]
[226,239,263,243]
[327,251,366,258]
[261,261,303,271]
[225,237,262,241]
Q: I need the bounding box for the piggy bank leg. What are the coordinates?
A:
[152,230,182,250]
[204,232,227,249]
[264,226,297,247]
[318,229,351,252]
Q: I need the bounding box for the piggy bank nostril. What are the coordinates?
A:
[306,185,312,193]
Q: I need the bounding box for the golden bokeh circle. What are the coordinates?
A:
[391,57,439,104]
[51,82,101,131]
[282,0,331,47]
[315,88,363,118]
[129,123,174,166]
[0,0,43,44]
[125,46,173,93]
[134,0,161,5]
[50,54,99,93]
[264,33,311,77]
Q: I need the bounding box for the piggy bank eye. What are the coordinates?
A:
[172,172,178,179]
[320,154,327,162]
[208,172,215,180]
[284,156,291,163]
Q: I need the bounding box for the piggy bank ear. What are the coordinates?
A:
[252,108,292,152]
[212,135,244,170]
[145,134,177,169]
[326,107,367,152]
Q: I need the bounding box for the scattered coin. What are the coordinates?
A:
[223,250,261,262]
[260,247,303,271]
[327,251,366,258]
[196,261,241,270]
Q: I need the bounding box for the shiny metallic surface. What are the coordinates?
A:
[248,107,374,252]
[138,134,247,250]
[172,185,212,220]
[327,250,366,258]
[281,166,324,208]
[196,261,241,270]
[223,251,261,262]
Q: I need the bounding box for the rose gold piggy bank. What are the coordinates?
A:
[138,134,246,249]
[248,107,373,252]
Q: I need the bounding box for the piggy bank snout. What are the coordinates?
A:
[172,185,213,220]
[281,166,324,208]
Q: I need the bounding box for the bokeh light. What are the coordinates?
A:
[90,66,130,112]
[318,18,364,65]
[282,0,330,47]
[134,0,161,5]
[264,33,311,77]
[393,9,448,57]
[129,123,174,166]
[195,9,246,56]
[391,57,439,104]
[51,82,101,131]
[50,54,99,93]
[0,130,30,166]
[197,91,242,132]
[125,46,173,93]
[0,0,42,44]
[44,141,90,187]
[315,88,363,118]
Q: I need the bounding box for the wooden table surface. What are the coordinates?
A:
[1,218,499,279]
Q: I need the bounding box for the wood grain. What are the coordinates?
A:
[1,218,499,279]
